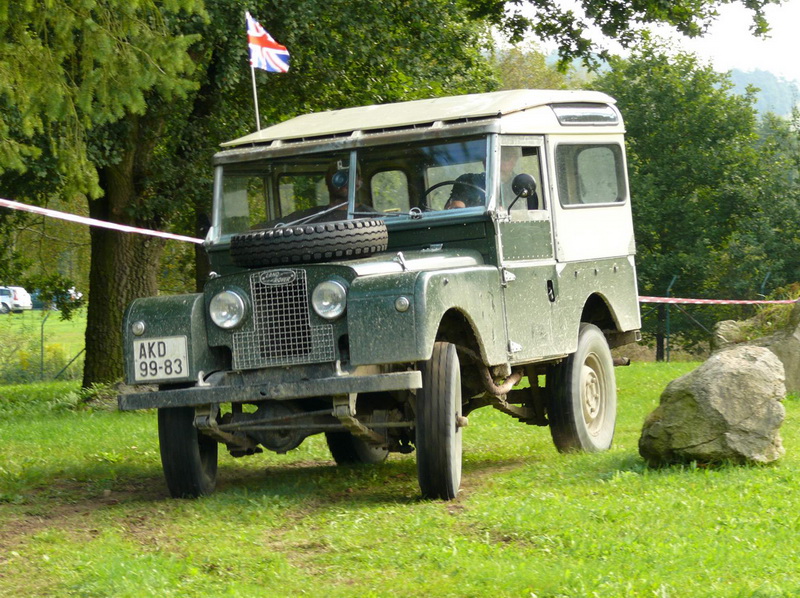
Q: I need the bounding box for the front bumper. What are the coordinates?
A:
[118,370,422,411]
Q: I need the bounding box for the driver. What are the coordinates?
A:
[444,172,485,210]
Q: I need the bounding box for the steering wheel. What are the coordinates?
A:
[422,179,486,211]
[423,180,485,197]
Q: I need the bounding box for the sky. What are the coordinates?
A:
[676,1,800,84]
[533,1,800,84]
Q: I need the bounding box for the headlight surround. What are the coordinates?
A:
[209,290,246,329]
[312,280,348,320]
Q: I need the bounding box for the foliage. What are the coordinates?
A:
[0,0,499,385]
[594,41,800,346]
[466,0,777,66]
[728,283,800,342]
[6,362,800,596]
[491,42,590,90]
[24,272,86,321]
[0,333,81,384]
[0,380,81,418]
[0,0,204,197]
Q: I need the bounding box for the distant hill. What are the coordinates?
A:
[729,69,798,117]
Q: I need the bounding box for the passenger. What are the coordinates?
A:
[263,163,372,227]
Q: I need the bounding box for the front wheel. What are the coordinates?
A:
[415,342,463,500]
[547,323,616,453]
[158,406,218,498]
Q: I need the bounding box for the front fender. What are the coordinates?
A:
[347,266,506,366]
[123,293,228,385]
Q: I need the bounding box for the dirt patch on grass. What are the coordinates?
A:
[0,474,168,553]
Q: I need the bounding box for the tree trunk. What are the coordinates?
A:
[82,151,164,387]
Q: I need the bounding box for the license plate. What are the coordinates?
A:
[133,336,188,382]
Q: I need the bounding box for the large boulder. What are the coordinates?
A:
[639,345,785,466]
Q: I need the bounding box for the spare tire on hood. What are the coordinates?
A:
[230,218,388,268]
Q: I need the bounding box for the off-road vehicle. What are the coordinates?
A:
[120,90,641,500]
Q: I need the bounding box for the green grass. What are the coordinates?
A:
[2,362,799,597]
[0,309,86,356]
[0,309,86,382]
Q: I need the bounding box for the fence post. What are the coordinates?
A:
[40,310,50,380]
[665,275,677,363]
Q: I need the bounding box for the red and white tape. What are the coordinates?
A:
[639,296,797,305]
[0,198,204,244]
[2,198,799,306]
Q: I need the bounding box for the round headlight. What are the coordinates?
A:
[209,290,246,329]
[312,280,347,320]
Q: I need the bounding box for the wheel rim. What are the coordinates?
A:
[581,353,606,436]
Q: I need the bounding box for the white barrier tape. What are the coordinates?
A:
[0,198,204,245]
[2,197,797,303]
[639,296,798,305]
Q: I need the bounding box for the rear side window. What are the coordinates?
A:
[556,144,626,206]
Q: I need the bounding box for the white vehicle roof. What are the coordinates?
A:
[221,89,620,148]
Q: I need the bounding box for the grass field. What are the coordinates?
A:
[1,362,799,597]
[0,309,86,382]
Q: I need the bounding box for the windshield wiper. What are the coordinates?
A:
[272,202,348,228]
[275,205,425,228]
[355,207,424,220]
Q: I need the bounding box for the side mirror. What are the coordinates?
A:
[512,173,536,198]
[508,173,537,211]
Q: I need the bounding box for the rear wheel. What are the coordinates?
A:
[158,406,218,498]
[547,323,616,452]
[416,342,463,500]
[326,409,390,464]
[326,432,389,465]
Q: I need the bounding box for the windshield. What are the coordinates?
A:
[215,136,489,238]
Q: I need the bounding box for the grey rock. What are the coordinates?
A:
[639,345,785,466]
[712,302,800,394]
[710,320,746,352]
[751,303,800,395]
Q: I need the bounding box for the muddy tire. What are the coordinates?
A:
[230,218,388,268]
[416,342,463,500]
[547,323,616,453]
[158,406,218,498]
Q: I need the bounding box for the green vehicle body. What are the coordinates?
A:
[120,90,641,498]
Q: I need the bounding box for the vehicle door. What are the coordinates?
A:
[496,136,570,362]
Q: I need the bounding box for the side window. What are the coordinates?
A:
[371,170,410,213]
[556,144,626,206]
[500,146,543,211]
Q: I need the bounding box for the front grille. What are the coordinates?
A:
[232,269,335,370]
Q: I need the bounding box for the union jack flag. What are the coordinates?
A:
[246,12,290,73]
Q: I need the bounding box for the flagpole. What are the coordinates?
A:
[246,10,289,132]
[250,63,261,131]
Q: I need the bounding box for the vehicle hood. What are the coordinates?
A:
[344,248,485,277]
